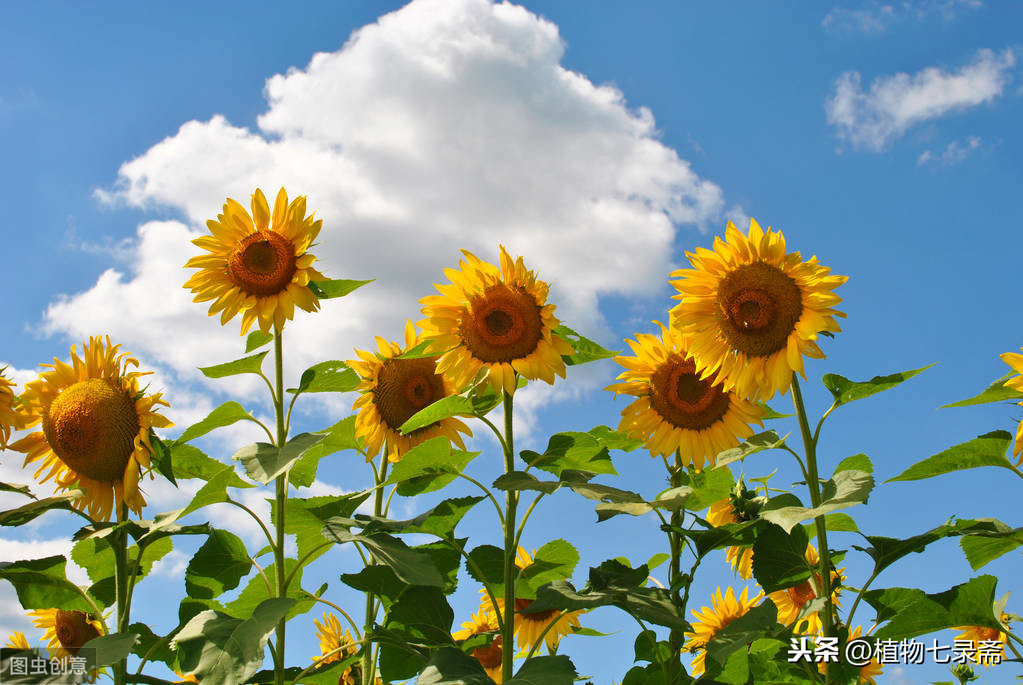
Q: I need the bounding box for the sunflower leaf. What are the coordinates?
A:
[417,647,494,685]
[82,631,140,668]
[244,330,274,353]
[322,523,446,587]
[0,490,89,527]
[961,531,1023,570]
[174,402,259,445]
[198,351,270,380]
[0,555,97,612]
[185,529,252,600]
[704,602,780,674]
[493,471,562,494]
[286,360,359,395]
[465,544,506,596]
[942,372,1023,408]
[270,492,371,566]
[0,482,33,497]
[821,364,933,407]
[713,430,787,468]
[400,395,475,434]
[354,496,485,539]
[507,656,577,684]
[554,324,617,366]
[751,522,811,593]
[869,575,1000,641]
[522,431,618,477]
[308,278,374,299]
[887,431,1015,482]
[170,444,251,488]
[759,469,873,533]
[396,339,435,359]
[383,437,480,496]
[148,432,176,486]
[233,432,325,485]
[517,539,580,599]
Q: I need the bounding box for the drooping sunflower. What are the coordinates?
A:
[999,348,1023,464]
[348,320,472,463]
[767,544,845,635]
[184,187,327,335]
[29,609,104,660]
[669,219,847,400]
[453,609,503,682]
[706,497,754,580]
[10,337,172,521]
[952,612,1011,667]
[419,246,575,396]
[684,586,763,677]
[480,547,584,653]
[311,613,380,685]
[606,322,765,468]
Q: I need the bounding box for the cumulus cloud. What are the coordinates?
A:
[822,0,983,34]
[34,0,734,437]
[917,135,982,165]
[826,48,1014,152]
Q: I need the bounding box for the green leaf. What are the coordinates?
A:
[679,520,760,558]
[804,512,860,540]
[521,431,618,478]
[961,534,1023,570]
[465,545,506,595]
[416,647,493,685]
[942,372,1023,408]
[383,437,480,496]
[175,402,258,444]
[0,490,88,526]
[341,565,408,609]
[149,432,176,486]
[679,466,735,511]
[322,523,445,587]
[870,576,1000,641]
[198,351,269,380]
[287,360,359,395]
[714,430,787,467]
[553,324,617,366]
[72,535,173,607]
[0,556,95,612]
[172,597,295,685]
[233,432,325,484]
[822,364,932,407]
[128,622,178,669]
[835,453,873,474]
[291,417,362,487]
[308,278,374,299]
[751,523,811,593]
[887,431,1015,482]
[358,496,485,539]
[245,330,273,353]
[223,559,317,621]
[517,539,579,599]
[0,481,33,497]
[507,655,577,684]
[705,602,780,674]
[185,529,252,600]
[526,574,687,631]
[170,444,251,487]
[756,402,792,420]
[759,469,874,533]
[853,519,1004,576]
[82,631,139,668]
[395,339,436,359]
[272,493,371,565]
[399,395,475,434]
[493,471,562,495]
[585,425,643,451]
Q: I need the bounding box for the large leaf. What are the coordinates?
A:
[822,365,931,407]
[465,544,506,594]
[869,576,1000,641]
[854,518,1010,576]
[233,432,325,484]
[198,352,269,380]
[714,430,788,468]
[82,631,140,668]
[887,431,1015,482]
[759,469,873,533]
[507,655,577,684]
[291,416,362,486]
[678,465,734,511]
[185,529,252,600]
[942,372,1023,408]
[175,402,258,444]
[0,490,88,526]
[322,522,445,587]
[751,522,812,593]
[72,535,173,607]
[356,496,484,539]
[960,528,1023,570]
[223,559,319,621]
[0,556,95,612]
[399,395,475,434]
[169,444,250,487]
[172,597,295,685]
[378,587,455,680]
[383,437,479,496]
[417,647,494,685]
[517,539,579,599]
[553,324,617,366]
[521,431,618,477]
[308,278,374,299]
[287,360,359,395]
[271,492,371,565]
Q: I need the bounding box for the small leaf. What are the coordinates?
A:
[803,512,860,540]
[0,482,33,497]
[417,647,493,685]
[942,372,1023,408]
[517,539,579,599]
[679,466,734,511]
[245,330,274,353]
[835,453,873,474]
[756,402,792,420]
[399,395,475,434]
[961,533,1023,570]
[149,432,176,486]
[175,402,258,444]
[308,278,374,299]
[714,430,787,467]
[585,425,643,452]
[287,360,359,395]
[822,364,932,407]
[887,431,1015,482]
[705,602,780,673]
[0,490,88,526]
[395,340,436,359]
[198,351,269,379]
[171,444,251,487]
[234,432,325,485]
[493,471,562,495]
[553,324,617,365]
[465,545,506,595]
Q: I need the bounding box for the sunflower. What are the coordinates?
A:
[606,322,765,468]
[767,544,844,635]
[453,609,503,682]
[480,547,584,653]
[1,367,24,449]
[312,613,380,685]
[669,219,847,400]
[952,612,1011,667]
[10,337,172,521]
[419,246,575,396]
[684,586,763,677]
[184,187,327,335]
[706,497,754,579]
[1000,348,1023,464]
[29,609,104,661]
[348,320,472,463]
[5,630,31,650]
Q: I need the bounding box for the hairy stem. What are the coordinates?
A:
[501,390,518,682]
[272,328,288,685]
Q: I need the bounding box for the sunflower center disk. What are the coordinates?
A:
[374,358,445,431]
[460,284,543,363]
[787,580,817,609]
[473,636,503,669]
[649,357,730,430]
[55,610,100,655]
[715,262,803,357]
[227,231,297,297]
[42,378,140,483]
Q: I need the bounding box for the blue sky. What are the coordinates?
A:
[2,1,1022,682]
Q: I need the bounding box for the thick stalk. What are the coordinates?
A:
[501,391,518,682]
[112,505,130,685]
[790,374,834,683]
[272,329,288,685]
[362,456,389,685]
[667,451,684,680]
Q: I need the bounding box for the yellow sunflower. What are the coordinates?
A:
[5,630,31,650]
[684,586,763,677]
[768,544,844,635]
[312,613,380,685]
[706,497,754,580]
[28,609,104,661]
[184,187,327,335]
[1,367,23,449]
[1000,348,1023,464]
[10,337,172,521]
[606,322,765,468]
[669,219,847,400]
[952,612,1011,667]
[480,547,584,653]
[453,609,503,682]
[348,320,472,463]
[419,246,575,396]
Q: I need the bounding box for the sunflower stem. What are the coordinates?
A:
[501,390,518,682]
[272,328,288,685]
[791,374,835,684]
[112,504,130,685]
[667,451,685,680]
[362,455,388,685]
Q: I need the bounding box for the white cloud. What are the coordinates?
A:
[826,48,1014,152]
[917,135,981,165]
[822,0,983,34]
[38,0,732,432]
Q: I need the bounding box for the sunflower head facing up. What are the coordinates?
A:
[29,608,104,660]
[606,322,765,469]
[184,187,327,335]
[952,612,1011,667]
[453,609,503,683]
[684,586,763,677]
[1,367,24,449]
[768,544,845,635]
[10,337,172,521]
[348,321,472,463]
[999,348,1023,464]
[419,246,575,397]
[669,219,847,400]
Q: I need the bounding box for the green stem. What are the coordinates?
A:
[272,328,288,685]
[667,451,684,681]
[790,374,835,683]
[501,390,518,682]
[362,456,389,685]
[112,505,130,685]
